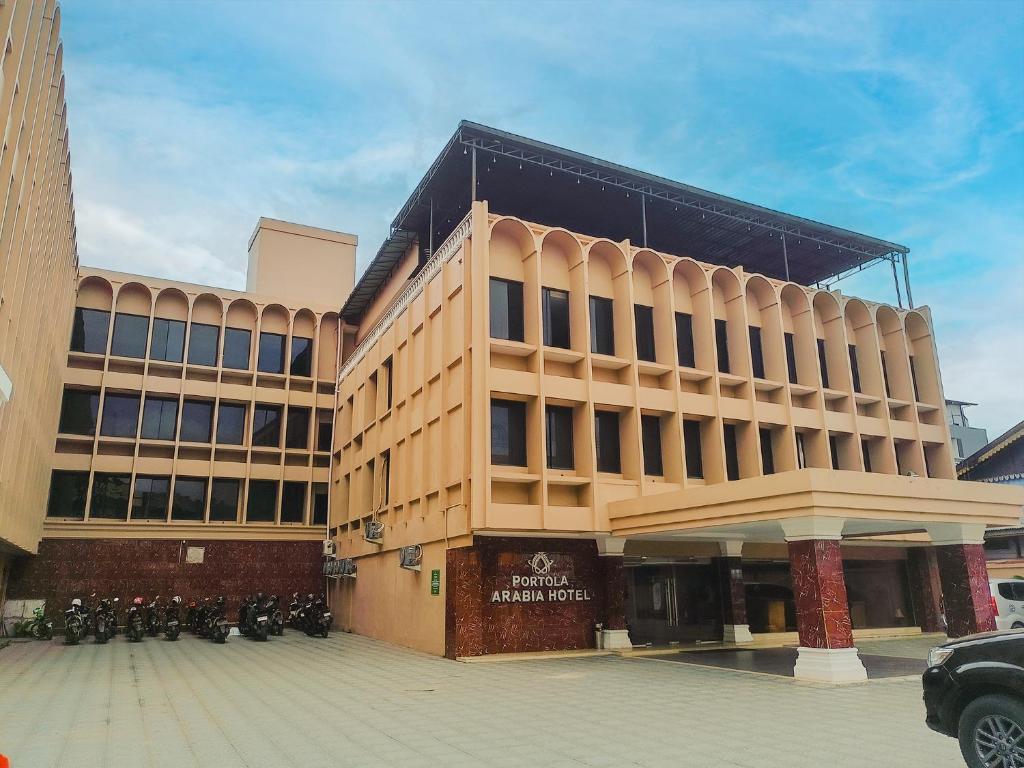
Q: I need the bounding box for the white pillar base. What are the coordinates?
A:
[722,624,753,644]
[600,629,633,650]
[793,646,867,683]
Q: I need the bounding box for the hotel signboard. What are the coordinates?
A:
[489,552,593,604]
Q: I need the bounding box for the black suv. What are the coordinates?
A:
[924,630,1024,768]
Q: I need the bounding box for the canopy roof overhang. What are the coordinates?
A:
[342,121,911,324]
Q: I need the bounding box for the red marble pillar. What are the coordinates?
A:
[787,539,854,649]
[907,547,945,633]
[444,546,484,659]
[713,556,747,628]
[934,543,995,638]
[601,557,628,631]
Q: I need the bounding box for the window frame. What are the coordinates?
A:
[171,477,208,521]
[594,410,621,474]
[634,304,656,363]
[110,312,150,359]
[491,398,527,467]
[70,307,111,354]
[258,331,286,374]
[179,399,214,443]
[641,414,663,477]
[59,388,100,436]
[150,317,186,363]
[589,296,615,356]
[683,419,704,479]
[140,396,179,441]
[223,327,252,370]
[187,322,220,367]
[675,312,695,368]
[545,405,575,471]
[100,392,141,438]
[489,277,525,342]
[542,287,571,349]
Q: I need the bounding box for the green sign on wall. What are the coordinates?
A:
[430,569,441,596]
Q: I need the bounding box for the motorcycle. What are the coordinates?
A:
[164,596,182,641]
[237,595,254,637]
[304,593,330,638]
[287,593,302,629]
[15,602,54,640]
[195,598,212,638]
[94,598,112,643]
[145,596,162,637]
[206,596,229,644]
[125,597,145,642]
[63,598,87,645]
[105,597,120,640]
[245,593,270,641]
[185,600,198,633]
[268,594,285,637]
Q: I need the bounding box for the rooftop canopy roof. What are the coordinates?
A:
[341,121,910,324]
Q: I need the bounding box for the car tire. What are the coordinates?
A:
[1012,622,1024,630]
[959,694,1024,768]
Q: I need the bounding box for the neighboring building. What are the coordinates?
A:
[8,219,355,613]
[0,0,78,607]
[946,399,988,464]
[327,122,1022,682]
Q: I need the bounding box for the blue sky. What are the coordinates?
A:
[61,1,1023,435]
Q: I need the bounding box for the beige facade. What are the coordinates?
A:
[0,0,77,602]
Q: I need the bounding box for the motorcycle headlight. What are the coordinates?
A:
[927,647,954,668]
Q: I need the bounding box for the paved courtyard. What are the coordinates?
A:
[0,632,962,768]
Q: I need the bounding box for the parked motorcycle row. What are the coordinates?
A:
[55,592,331,645]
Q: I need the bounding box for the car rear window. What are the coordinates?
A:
[997,582,1024,600]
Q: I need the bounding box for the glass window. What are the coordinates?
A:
[90,473,130,520]
[290,336,313,377]
[187,322,219,367]
[141,396,178,441]
[209,479,240,522]
[861,439,873,473]
[59,388,99,436]
[724,423,740,481]
[150,318,185,363]
[246,479,277,522]
[312,483,329,526]
[589,296,615,356]
[683,419,703,479]
[70,307,110,354]
[316,409,333,452]
[223,327,251,370]
[110,313,150,359]
[715,319,730,374]
[595,410,621,473]
[542,288,570,349]
[881,351,891,397]
[760,428,775,475]
[179,399,213,443]
[216,402,246,445]
[172,477,207,521]
[46,471,89,519]
[252,404,282,447]
[131,475,170,520]
[749,326,765,379]
[817,339,830,389]
[100,393,140,438]
[491,399,527,466]
[829,434,841,470]
[545,405,574,470]
[676,312,695,368]
[910,356,921,401]
[634,305,656,363]
[381,450,391,505]
[796,432,807,469]
[281,481,306,523]
[785,333,798,384]
[383,357,393,411]
[286,407,310,449]
[258,332,286,374]
[849,344,861,393]
[489,278,524,342]
[641,415,663,476]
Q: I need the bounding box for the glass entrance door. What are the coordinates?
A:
[626,563,721,645]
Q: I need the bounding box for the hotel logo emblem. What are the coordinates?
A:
[529,552,554,576]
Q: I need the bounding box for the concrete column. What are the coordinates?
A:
[907,547,945,633]
[782,517,867,683]
[927,524,995,638]
[715,540,752,644]
[597,537,631,650]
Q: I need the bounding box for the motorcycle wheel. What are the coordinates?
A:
[257,625,269,642]
[215,630,227,644]
[321,626,329,638]
[167,626,179,641]
[45,624,54,641]
[30,623,42,640]
[65,630,78,646]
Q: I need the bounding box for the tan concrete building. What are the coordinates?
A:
[0,0,77,605]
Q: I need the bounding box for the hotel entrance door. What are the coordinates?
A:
[626,563,721,645]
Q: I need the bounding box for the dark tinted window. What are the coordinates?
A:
[829,435,840,469]
[70,308,110,354]
[881,351,891,397]
[817,339,830,389]
[383,357,393,410]
[545,405,574,470]
[910,356,921,401]
[223,327,251,370]
[290,336,313,377]
[172,477,207,521]
[997,582,1024,601]
[59,388,99,435]
[47,471,89,519]
[760,428,775,475]
[715,319,730,374]
[595,411,621,473]
[281,481,306,523]
[785,333,798,384]
[491,399,527,466]
[489,278,524,342]
[132,476,170,520]
[861,439,873,473]
[849,345,861,393]
[246,480,277,522]
[110,313,149,359]
[252,405,282,447]
[312,483,329,526]
[316,409,333,452]
[749,326,765,379]
[150,318,185,363]
[100,393,140,438]
[382,450,391,505]
[634,305,656,362]
[641,415,663,476]
[286,407,310,449]
[724,423,740,481]
[683,420,703,479]
[589,296,615,355]
[542,288,570,349]
[90,473,131,520]
[676,312,695,368]
[179,400,213,443]
[258,332,286,374]
[796,432,807,469]
[141,397,178,440]
[187,322,219,367]
[216,403,246,445]
[209,479,240,522]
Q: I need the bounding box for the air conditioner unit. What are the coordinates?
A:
[399,545,423,572]
[339,558,357,578]
[364,519,384,544]
[324,558,357,578]
[322,539,337,557]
